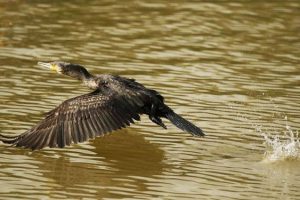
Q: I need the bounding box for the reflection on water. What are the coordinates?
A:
[1,130,166,199]
[0,0,300,199]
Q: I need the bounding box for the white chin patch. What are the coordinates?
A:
[56,67,63,74]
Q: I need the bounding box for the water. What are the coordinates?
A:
[0,1,300,199]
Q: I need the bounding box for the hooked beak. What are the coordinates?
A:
[37,62,61,73]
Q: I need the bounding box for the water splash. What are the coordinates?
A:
[255,116,300,162]
[230,99,300,163]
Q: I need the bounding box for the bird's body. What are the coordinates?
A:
[0,62,204,150]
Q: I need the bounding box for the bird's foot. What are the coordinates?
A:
[149,116,167,129]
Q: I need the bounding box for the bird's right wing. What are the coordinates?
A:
[0,87,149,150]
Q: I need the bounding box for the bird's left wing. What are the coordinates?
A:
[0,87,148,150]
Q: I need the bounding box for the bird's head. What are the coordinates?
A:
[38,61,79,74]
[38,61,92,80]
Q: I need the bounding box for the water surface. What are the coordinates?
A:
[0,1,300,199]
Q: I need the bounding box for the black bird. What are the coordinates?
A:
[0,62,204,150]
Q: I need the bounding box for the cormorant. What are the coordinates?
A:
[0,61,204,150]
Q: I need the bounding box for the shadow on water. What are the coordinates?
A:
[0,129,166,199]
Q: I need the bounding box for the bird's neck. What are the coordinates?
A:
[64,66,93,81]
[83,77,98,90]
[64,66,98,89]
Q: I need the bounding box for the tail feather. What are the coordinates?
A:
[165,109,204,136]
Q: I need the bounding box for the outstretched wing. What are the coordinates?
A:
[6,86,148,150]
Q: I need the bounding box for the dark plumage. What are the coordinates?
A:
[0,61,204,150]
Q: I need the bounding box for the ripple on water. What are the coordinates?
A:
[0,1,300,200]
